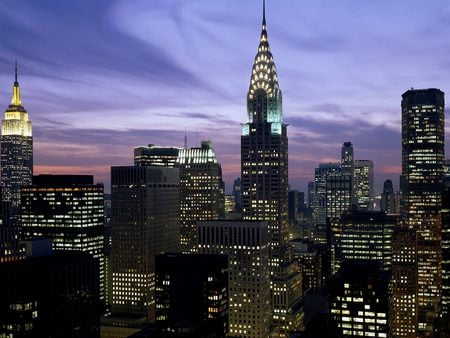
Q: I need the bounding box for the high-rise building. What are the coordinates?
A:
[331,210,395,270]
[353,160,374,210]
[380,179,396,214]
[329,260,389,338]
[240,3,302,334]
[134,142,224,254]
[400,88,444,334]
[20,175,105,301]
[441,166,450,331]
[313,163,340,241]
[155,253,228,337]
[390,226,418,337]
[288,190,299,225]
[326,172,352,222]
[341,142,354,178]
[1,62,32,226]
[233,178,242,212]
[176,141,224,253]
[110,166,179,322]
[197,220,271,338]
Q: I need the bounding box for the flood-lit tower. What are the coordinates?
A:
[241,2,302,334]
[400,88,444,335]
[1,62,32,225]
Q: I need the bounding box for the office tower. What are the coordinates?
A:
[233,178,242,212]
[313,163,340,241]
[329,260,389,338]
[326,172,352,221]
[353,160,374,210]
[307,181,314,208]
[380,179,396,214]
[134,145,180,167]
[155,253,228,336]
[134,142,224,254]
[198,220,271,338]
[110,166,179,322]
[1,62,32,226]
[20,175,105,301]
[441,170,450,328]
[288,190,299,225]
[240,3,302,334]
[390,226,418,337]
[341,142,354,175]
[177,141,225,253]
[401,88,444,334]
[0,250,100,337]
[331,210,395,270]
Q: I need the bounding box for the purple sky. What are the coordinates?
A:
[1,0,450,193]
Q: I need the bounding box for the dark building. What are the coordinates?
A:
[0,250,100,337]
[307,182,314,209]
[288,190,299,225]
[380,179,396,214]
[290,238,322,293]
[331,210,396,271]
[400,88,444,334]
[110,166,179,322]
[155,253,228,337]
[21,175,105,301]
[1,63,33,227]
[329,260,389,337]
[441,171,450,331]
[233,178,242,213]
[240,3,302,332]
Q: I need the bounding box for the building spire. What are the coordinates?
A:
[263,0,266,26]
[11,60,22,106]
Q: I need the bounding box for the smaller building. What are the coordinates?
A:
[329,260,389,338]
[155,253,228,337]
[0,250,100,337]
[290,238,322,293]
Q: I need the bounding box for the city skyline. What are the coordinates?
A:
[1,1,450,192]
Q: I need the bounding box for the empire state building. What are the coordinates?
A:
[1,62,33,225]
[241,2,302,335]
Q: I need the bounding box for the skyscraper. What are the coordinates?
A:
[177,141,225,253]
[240,2,302,333]
[353,160,374,210]
[380,179,396,214]
[400,88,444,334]
[1,62,32,226]
[110,166,179,322]
[340,142,354,178]
[20,175,105,301]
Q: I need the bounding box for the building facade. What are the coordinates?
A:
[20,175,105,301]
[1,63,32,226]
[198,220,271,338]
[400,88,444,334]
[110,166,179,322]
[380,179,396,214]
[155,253,228,336]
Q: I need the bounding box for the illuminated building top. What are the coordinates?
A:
[2,62,32,137]
[245,0,282,127]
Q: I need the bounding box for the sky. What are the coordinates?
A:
[1,0,450,193]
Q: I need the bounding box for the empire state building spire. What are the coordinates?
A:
[11,60,22,107]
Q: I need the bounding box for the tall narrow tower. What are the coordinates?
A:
[400,88,444,335]
[241,2,302,335]
[1,62,33,226]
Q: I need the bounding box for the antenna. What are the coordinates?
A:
[184,128,188,148]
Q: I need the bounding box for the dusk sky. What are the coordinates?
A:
[1,0,449,193]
